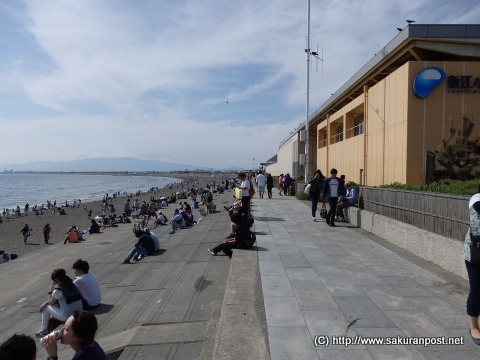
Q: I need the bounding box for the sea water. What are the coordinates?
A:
[0,173,180,210]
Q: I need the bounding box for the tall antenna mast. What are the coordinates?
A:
[304,0,312,181]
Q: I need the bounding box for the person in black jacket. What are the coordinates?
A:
[121,230,155,264]
[322,168,346,227]
[308,170,325,222]
[208,213,251,258]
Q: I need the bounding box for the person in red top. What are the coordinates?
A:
[278,174,284,196]
[64,227,78,245]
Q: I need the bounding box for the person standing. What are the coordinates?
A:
[283,173,292,196]
[266,173,274,199]
[43,223,52,244]
[308,170,325,222]
[124,198,131,216]
[236,173,251,213]
[256,171,266,199]
[278,174,284,196]
[464,185,480,344]
[322,168,345,227]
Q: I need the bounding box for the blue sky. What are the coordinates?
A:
[0,0,479,169]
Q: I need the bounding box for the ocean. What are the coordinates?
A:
[0,173,181,210]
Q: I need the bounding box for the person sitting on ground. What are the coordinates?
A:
[136,229,160,261]
[121,229,155,264]
[182,208,194,227]
[0,251,11,264]
[88,219,100,234]
[64,227,78,245]
[154,212,168,227]
[42,310,107,360]
[35,268,83,338]
[208,213,252,258]
[169,209,185,235]
[335,181,358,222]
[206,196,216,212]
[100,217,109,230]
[72,225,83,241]
[58,208,67,215]
[0,333,36,360]
[72,259,101,310]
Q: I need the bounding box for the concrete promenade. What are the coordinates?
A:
[253,195,479,359]
[0,189,238,360]
[0,188,479,359]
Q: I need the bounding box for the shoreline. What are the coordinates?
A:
[0,173,184,211]
[0,172,234,260]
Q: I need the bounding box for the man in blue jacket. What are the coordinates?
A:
[323,168,346,227]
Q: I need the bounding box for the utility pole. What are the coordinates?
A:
[304,0,311,181]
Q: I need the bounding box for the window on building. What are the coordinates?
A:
[335,124,343,143]
[354,115,364,136]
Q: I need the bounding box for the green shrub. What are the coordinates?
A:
[296,192,310,200]
[379,179,480,195]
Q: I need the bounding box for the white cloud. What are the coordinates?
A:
[0,0,477,169]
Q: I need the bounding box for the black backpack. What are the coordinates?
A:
[244,231,256,248]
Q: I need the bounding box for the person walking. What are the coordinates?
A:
[464,184,480,345]
[236,172,251,213]
[43,223,51,244]
[266,173,274,199]
[308,170,325,222]
[20,224,31,244]
[322,168,346,227]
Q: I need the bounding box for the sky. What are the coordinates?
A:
[0,0,479,170]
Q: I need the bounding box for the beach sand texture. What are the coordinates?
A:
[0,173,231,259]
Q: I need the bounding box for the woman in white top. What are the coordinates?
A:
[35,268,83,337]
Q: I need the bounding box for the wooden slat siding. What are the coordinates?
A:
[360,187,470,241]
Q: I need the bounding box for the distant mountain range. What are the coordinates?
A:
[0,157,242,172]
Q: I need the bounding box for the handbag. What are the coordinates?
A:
[320,202,327,219]
[304,183,311,193]
[470,231,480,264]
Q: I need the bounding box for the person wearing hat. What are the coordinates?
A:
[169,209,185,234]
[121,230,155,264]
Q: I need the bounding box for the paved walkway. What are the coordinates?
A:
[252,194,480,359]
[1,189,480,359]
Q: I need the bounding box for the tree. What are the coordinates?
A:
[435,115,480,180]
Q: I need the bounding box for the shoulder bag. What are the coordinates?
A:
[320,201,327,219]
[470,230,480,264]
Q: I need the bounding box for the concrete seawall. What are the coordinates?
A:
[347,207,467,280]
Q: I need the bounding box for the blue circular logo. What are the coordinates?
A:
[413,67,446,98]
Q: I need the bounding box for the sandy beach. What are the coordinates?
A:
[0,172,233,259]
